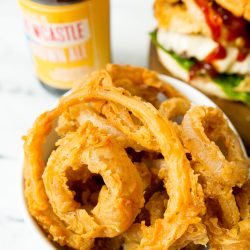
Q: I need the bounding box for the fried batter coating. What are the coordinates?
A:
[60,74,205,249]
[134,162,152,191]
[206,218,250,249]
[159,97,190,121]
[235,180,250,220]
[182,105,250,249]
[182,106,249,229]
[76,64,186,108]
[43,122,144,238]
[56,104,143,151]
[24,64,249,250]
[122,224,142,250]
[106,64,185,106]
[145,191,167,225]
[24,110,94,250]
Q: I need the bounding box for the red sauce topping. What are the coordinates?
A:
[195,0,223,40]
[189,0,250,78]
[205,44,226,62]
[237,50,248,61]
[216,4,250,47]
[195,0,250,50]
[189,62,218,80]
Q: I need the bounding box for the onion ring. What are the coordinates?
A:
[182,106,249,228]
[59,76,205,248]
[134,162,152,191]
[25,69,198,249]
[25,65,250,249]
[235,180,250,220]
[76,64,186,108]
[182,106,248,187]
[56,104,143,150]
[43,122,144,238]
[145,191,167,225]
[23,110,94,250]
[159,97,190,121]
[206,218,250,249]
[205,181,250,249]
[106,64,186,105]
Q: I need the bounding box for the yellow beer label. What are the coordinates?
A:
[19,0,110,89]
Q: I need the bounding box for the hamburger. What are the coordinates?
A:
[152,0,250,104]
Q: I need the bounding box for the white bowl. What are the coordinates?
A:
[20,75,245,249]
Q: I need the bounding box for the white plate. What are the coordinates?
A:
[20,75,245,249]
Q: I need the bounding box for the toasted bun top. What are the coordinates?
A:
[154,0,211,36]
[215,0,250,21]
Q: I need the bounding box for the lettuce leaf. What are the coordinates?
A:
[150,30,195,71]
[213,75,250,105]
[150,30,250,105]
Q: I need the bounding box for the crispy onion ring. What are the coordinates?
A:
[159,97,190,121]
[23,110,94,250]
[25,66,198,249]
[159,97,191,135]
[106,64,185,104]
[43,122,144,238]
[122,222,208,250]
[56,104,144,151]
[206,218,250,249]
[205,180,250,249]
[182,106,248,229]
[59,77,205,249]
[145,191,167,225]
[24,65,249,249]
[121,165,208,250]
[76,64,186,108]
[60,64,188,152]
[123,222,208,250]
[122,224,142,250]
[235,180,250,220]
[182,106,248,187]
[24,69,203,248]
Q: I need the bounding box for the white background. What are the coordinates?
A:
[0,0,155,249]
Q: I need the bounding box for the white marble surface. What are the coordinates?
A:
[0,0,155,249]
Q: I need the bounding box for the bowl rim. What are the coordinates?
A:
[20,74,246,249]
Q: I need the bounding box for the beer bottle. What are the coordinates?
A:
[18,0,110,94]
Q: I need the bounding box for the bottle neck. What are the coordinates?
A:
[30,0,84,6]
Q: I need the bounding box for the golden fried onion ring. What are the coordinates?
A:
[182,106,248,229]
[23,110,94,250]
[24,65,249,249]
[76,64,186,108]
[206,218,250,249]
[145,191,167,225]
[236,180,250,220]
[24,66,195,249]
[59,73,205,249]
[159,97,190,121]
[56,104,144,151]
[43,122,144,238]
[182,106,248,187]
[206,180,250,249]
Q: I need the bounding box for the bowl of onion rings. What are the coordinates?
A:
[21,64,250,250]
